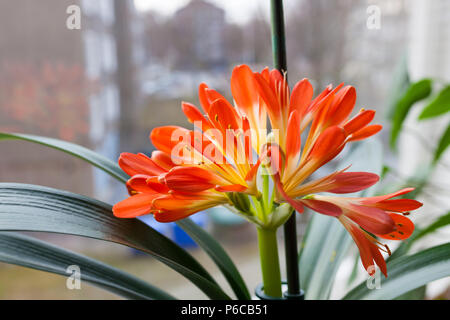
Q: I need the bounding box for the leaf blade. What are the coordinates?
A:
[343,242,450,300]
[0,132,129,183]
[434,123,450,164]
[0,132,248,300]
[390,79,433,149]
[419,85,450,120]
[0,232,175,300]
[177,218,250,299]
[0,183,230,300]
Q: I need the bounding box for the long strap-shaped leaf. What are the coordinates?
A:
[0,133,129,183]
[0,183,229,300]
[177,219,250,299]
[343,242,450,300]
[0,132,248,299]
[0,232,175,300]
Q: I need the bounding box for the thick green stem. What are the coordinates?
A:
[257,227,282,298]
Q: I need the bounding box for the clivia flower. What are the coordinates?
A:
[113,64,422,279]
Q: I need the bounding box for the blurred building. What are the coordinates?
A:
[0,0,143,202]
[0,0,95,196]
[172,0,227,70]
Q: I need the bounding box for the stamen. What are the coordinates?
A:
[384,244,392,256]
[363,230,391,254]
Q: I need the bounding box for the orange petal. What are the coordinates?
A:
[231,65,258,116]
[378,213,415,240]
[348,124,382,142]
[127,174,155,193]
[208,98,241,132]
[150,126,192,157]
[182,102,213,131]
[289,78,313,117]
[327,86,356,126]
[308,126,346,164]
[163,166,226,192]
[113,193,158,218]
[215,184,247,192]
[151,151,175,171]
[273,172,304,213]
[374,199,423,212]
[346,204,395,235]
[285,110,301,160]
[300,199,342,216]
[360,188,415,204]
[369,242,387,277]
[153,195,224,222]
[199,83,212,113]
[328,172,380,194]
[119,152,165,177]
[344,109,376,135]
[254,73,281,127]
[343,222,382,277]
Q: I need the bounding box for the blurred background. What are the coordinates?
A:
[0,0,449,299]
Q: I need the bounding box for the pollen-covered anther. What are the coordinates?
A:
[384,244,392,256]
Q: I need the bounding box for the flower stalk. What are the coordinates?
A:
[257,227,282,298]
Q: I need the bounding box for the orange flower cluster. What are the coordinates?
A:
[114,65,422,276]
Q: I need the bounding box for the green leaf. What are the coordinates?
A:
[0,232,175,300]
[419,85,450,120]
[0,132,129,183]
[0,183,230,300]
[343,242,450,300]
[0,132,247,300]
[413,211,450,244]
[394,286,426,300]
[299,214,352,300]
[299,139,384,299]
[390,79,433,149]
[434,123,450,164]
[177,219,250,299]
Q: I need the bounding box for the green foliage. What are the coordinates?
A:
[176,219,250,299]
[0,132,248,300]
[0,232,175,300]
[419,85,450,120]
[434,123,450,164]
[390,79,433,149]
[0,132,129,183]
[343,242,450,300]
[0,183,230,300]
